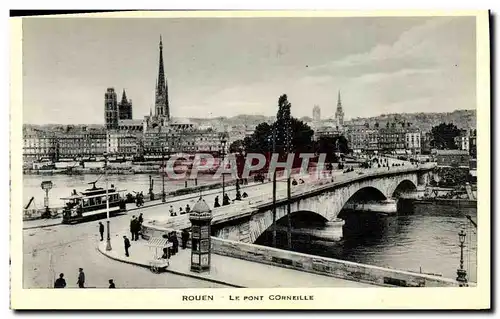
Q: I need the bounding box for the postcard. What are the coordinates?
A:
[10,10,490,310]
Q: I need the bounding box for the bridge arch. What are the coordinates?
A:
[343,186,388,204]
[254,210,328,244]
[391,179,417,198]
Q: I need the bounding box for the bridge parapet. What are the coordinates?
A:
[140,220,468,288]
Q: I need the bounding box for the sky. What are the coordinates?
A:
[22,15,476,124]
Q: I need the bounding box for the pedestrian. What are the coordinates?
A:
[169,205,176,217]
[185,204,191,213]
[140,191,145,206]
[242,192,248,198]
[98,222,104,241]
[223,193,230,206]
[54,273,66,288]
[77,268,85,288]
[172,233,179,254]
[130,216,136,239]
[181,229,189,249]
[179,207,184,215]
[123,235,131,257]
[214,196,220,208]
[134,219,141,241]
[108,279,116,288]
[138,213,144,225]
[168,233,175,256]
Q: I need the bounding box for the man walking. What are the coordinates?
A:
[130,216,136,240]
[54,273,66,288]
[98,222,105,241]
[77,268,85,288]
[123,235,131,257]
[108,279,116,288]
[134,219,141,241]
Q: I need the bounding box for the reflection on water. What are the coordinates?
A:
[258,207,477,282]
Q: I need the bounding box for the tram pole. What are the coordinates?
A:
[162,147,166,203]
[272,125,277,248]
[104,152,112,251]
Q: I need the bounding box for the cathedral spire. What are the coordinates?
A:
[157,35,165,94]
[337,90,342,107]
[154,35,170,121]
[121,89,128,103]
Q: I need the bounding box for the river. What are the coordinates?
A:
[22,173,226,209]
[257,206,478,283]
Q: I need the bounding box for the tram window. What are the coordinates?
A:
[83,199,89,207]
[89,198,95,206]
[95,197,101,205]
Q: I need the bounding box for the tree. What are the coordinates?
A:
[336,135,350,154]
[229,139,245,153]
[244,94,314,155]
[243,122,273,154]
[431,123,461,149]
[314,136,338,163]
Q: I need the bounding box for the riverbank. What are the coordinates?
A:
[397,198,477,217]
[22,177,264,228]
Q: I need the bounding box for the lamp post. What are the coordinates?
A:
[220,133,227,201]
[456,229,468,286]
[104,152,112,251]
[161,146,166,203]
[40,181,53,219]
[271,126,277,248]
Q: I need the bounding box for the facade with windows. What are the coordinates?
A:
[23,130,57,163]
[57,131,107,160]
[346,124,379,153]
[405,130,421,154]
[435,150,470,168]
[107,131,139,158]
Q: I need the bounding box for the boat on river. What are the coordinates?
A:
[61,181,127,224]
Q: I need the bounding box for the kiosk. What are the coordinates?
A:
[189,197,213,273]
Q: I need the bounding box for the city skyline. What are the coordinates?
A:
[23,16,476,125]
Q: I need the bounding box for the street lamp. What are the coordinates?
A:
[456,229,468,286]
[104,152,112,251]
[161,146,167,203]
[220,133,227,203]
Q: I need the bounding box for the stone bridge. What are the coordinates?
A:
[144,164,434,245]
[210,165,432,243]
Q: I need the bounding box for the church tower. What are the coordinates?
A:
[155,36,170,121]
[335,90,344,127]
[118,89,133,120]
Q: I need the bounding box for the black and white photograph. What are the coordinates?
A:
[10,10,490,310]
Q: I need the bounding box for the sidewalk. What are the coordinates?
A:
[98,238,378,288]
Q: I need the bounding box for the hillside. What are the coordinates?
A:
[347,109,476,132]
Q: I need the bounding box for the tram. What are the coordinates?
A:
[61,181,127,224]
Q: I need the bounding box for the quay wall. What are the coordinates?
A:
[141,222,462,288]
